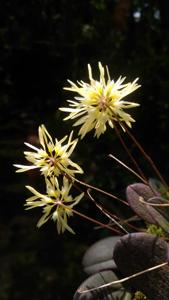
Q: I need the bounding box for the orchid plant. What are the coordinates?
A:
[14,62,169,300]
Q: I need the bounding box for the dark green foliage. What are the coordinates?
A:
[1,0,169,299]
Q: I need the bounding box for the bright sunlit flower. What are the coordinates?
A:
[25,176,84,234]
[60,62,140,138]
[14,125,83,177]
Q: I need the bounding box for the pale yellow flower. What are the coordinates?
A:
[60,62,140,138]
[14,125,83,177]
[25,176,84,234]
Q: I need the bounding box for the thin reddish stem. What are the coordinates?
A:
[113,122,147,182]
[87,189,129,234]
[72,208,122,234]
[74,177,129,206]
[124,124,169,190]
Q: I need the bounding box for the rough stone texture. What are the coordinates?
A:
[113,232,169,300]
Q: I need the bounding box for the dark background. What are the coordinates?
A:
[1,0,169,299]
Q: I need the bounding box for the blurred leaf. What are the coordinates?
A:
[73,270,132,300]
[149,178,169,199]
[82,236,120,275]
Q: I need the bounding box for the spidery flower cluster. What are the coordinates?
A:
[15,62,140,233]
[15,125,83,177]
[14,124,84,233]
[26,176,83,234]
[60,62,140,138]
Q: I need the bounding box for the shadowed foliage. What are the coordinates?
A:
[1,1,169,299]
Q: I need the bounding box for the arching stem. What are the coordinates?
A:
[79,261,168,293]
[123,123,169,190]
[74,177,128,206]
[109,153,147,184]
[113,121,147,182]
[87,189,129,234]
[71,208,122,234]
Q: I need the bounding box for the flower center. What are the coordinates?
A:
[48,157,56,166]
[98,95,108,111]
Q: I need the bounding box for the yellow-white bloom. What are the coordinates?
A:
[60,62,140,138]
[25,176,84,234]
[14,125,83,177]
